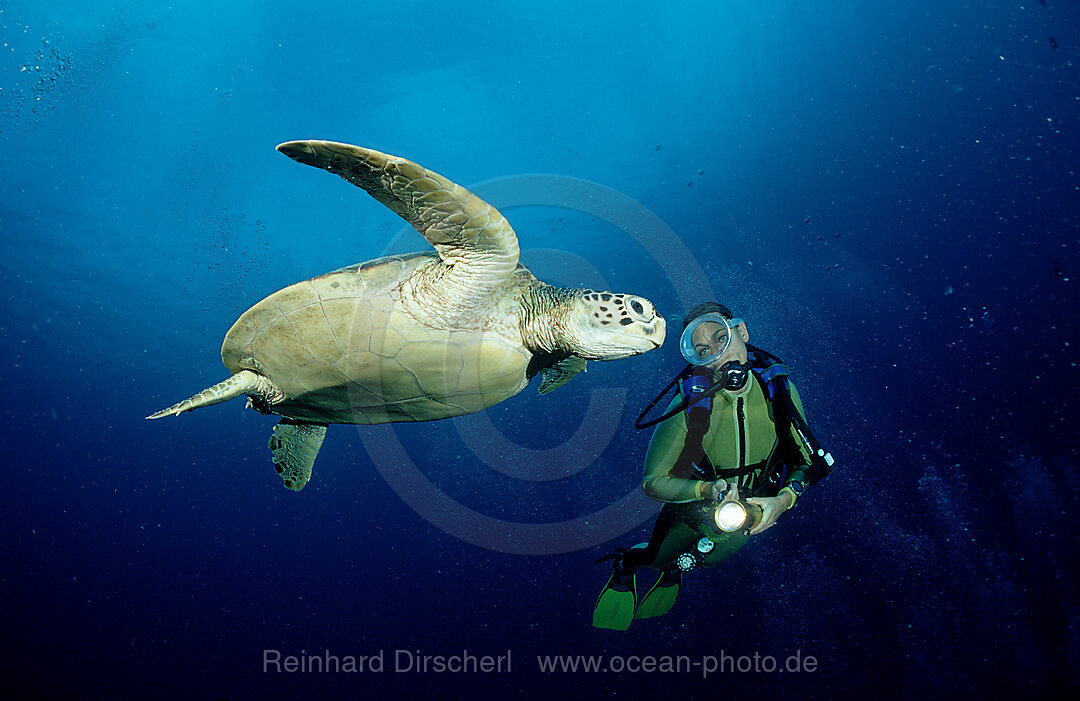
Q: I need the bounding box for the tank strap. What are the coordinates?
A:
[712,459,770,479]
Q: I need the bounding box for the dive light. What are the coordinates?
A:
[711,498,763,533]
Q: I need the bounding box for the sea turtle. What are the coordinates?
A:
[148,141,667,490]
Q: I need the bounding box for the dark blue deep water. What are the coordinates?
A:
[2,1,1078,698]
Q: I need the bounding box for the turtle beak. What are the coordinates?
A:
[652,315,667,346]
[625,314,665,351]
[610,317,666,357]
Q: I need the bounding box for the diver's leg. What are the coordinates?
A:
[648,519,707,571]
[698,530,752,567]
[629,509,703,620]
[635,567,683,619]
[593,506,680,630]
[592,556,638,630]
[636,527,751,620]
[617,504,678,572]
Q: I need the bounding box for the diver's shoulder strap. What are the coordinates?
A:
[746,345,836,484]
[747,345,787,392]
[747,346,835,484]
[778,387,835,483]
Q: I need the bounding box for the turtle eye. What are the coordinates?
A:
[626,297,651,321]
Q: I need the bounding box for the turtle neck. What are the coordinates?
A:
[518,282,577,354]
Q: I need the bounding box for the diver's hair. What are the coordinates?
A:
[682,302,733,328]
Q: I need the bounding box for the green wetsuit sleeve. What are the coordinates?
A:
[782,382,813,487]
[641,397,706,503]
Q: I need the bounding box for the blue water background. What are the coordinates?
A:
[2,0,1078,697]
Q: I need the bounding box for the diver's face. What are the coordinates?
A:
[690,320,749,379]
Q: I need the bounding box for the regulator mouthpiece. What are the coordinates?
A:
[717,360,750,391]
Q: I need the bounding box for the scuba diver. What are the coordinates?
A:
[592,302,834,630]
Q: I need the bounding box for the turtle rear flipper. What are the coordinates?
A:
[146,370,283,419]
[268,419,328,491]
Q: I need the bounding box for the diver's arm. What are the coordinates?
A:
[747,382,813,532]
[777,382,813,506]
[746,490,795,534]
[640,411,711,503]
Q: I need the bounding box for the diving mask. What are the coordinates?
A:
[679,313,745,366]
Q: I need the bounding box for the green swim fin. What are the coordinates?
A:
[592,567,637,631]
[634,569,681,619]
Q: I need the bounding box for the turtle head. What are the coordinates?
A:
[561,290,667,360]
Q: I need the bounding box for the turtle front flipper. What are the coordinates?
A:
[268,419,328,491]
[538,357,588,395]
[276,140,519,320]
